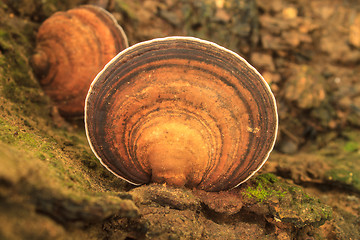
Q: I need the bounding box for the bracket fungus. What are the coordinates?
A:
[31,5,128,117]
[85,37,278,192]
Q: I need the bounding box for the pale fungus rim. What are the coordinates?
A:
[82,5,129,49]
[84,36,279,190]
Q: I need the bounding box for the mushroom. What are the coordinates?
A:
[31,5,128,117]
[85,37,278,192]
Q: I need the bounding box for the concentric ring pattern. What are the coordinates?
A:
[85,37,278,191]
[32,5,128,117]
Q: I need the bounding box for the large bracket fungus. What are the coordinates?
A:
[85,37,278,192]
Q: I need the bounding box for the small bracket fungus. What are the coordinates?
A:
[31,5,128,117]
[85,37,278,192]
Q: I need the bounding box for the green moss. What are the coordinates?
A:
[36,152,46,161]
[317,130,360,192]
[243,173,286,202]
[321,206,332,220]
[0,116,73,190]
[18,131,42,148]
[0,32,12,51]
[242,173,332,228]
[0,21,35,86]
[39,139,56,150]
[255,172,279,184]
[325,168,360,192]
[242,174,333,228]
[0,118,17,144]
[343,141,359,152]
[0,116,43,150]
[0,53,6,69]
[0,11,51,122]
[244,182,271,202]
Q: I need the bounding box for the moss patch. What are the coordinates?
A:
[318,129,360,193]
[0,142,138,236]
[242,173,332,228]
[243,173,286,202]
[325,168,360,192]
[0,7,51,121]
[343,141,359,152]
